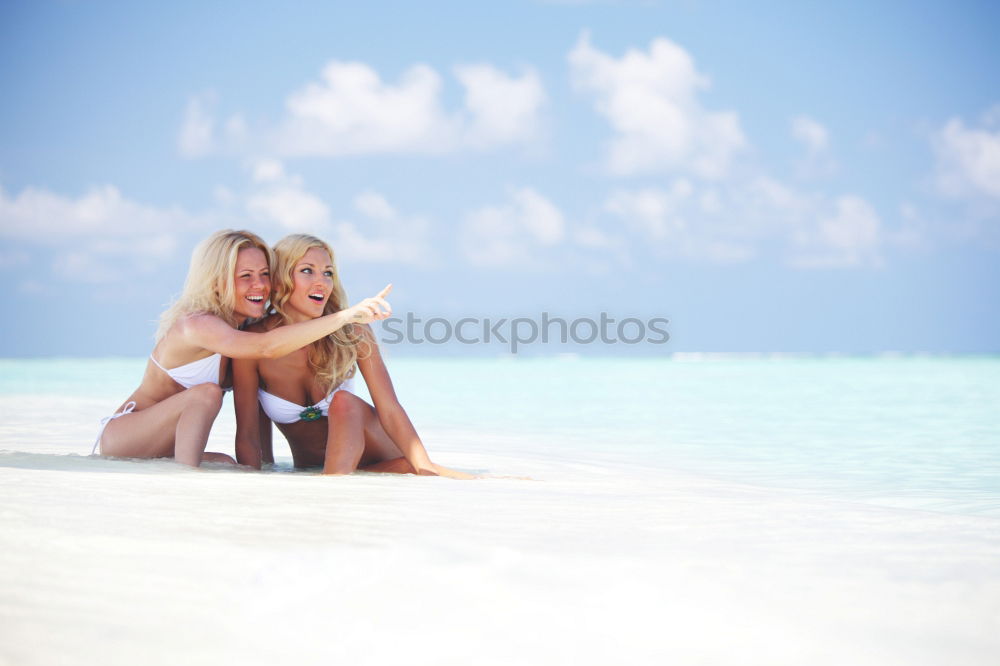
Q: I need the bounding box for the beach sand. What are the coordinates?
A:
[2,358,999,664]
[2,446,999,665]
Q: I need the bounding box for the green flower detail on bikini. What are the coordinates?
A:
[299,406,323,422]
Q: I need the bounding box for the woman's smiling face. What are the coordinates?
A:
[231,247,271,320]
[287,246,335,319]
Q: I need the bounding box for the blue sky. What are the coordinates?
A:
[1,0,998,356]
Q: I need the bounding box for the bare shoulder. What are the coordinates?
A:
[158,312,218,346]
[175,312,227,336]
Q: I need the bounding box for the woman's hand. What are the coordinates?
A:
[345,284,393,324]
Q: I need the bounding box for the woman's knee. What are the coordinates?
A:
[329,390,362,420]
[186,383,224,411]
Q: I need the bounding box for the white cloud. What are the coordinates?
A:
[251,158,286,183]
[244,160,331,234]
[568,31,746,179]
[0,184,198,241]
[790,115,836,179]
[791,195,881,268]
[353,190,396,221]
[603,180,753,262]
[513,187,565,244]
[333,189,433,265]
[0,183,199,283]
[889,201,928,250]
[462,187,566,266]
[601,177,882,267]
[178,93,216,158]
[573,226,616,248]
[741,176,814,222]
[279,61,455,156]
[272,60,545,156]
[247,187,331,235]
[699,189,723,214]
[791,116,829,153]
[243,160,431,265]
[604,179,693,240]
[454,64,546,147]
[729,178,882,267]
[177,93,253,158]
[933,106,1000,200]
[224,114,248,145]
[213,185,237,206]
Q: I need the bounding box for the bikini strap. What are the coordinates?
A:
[92,401,137,455]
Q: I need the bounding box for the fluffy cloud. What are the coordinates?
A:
[0,184,200,283]
[353,190,396,221]
[269,60,545,156]
[603,180,754,263]
[602,177,882,267]
[790,195,881,268]
[177,92,247,158]
[933,105,1000,200]
[605,179,693,240]
[0,184,197,244]
[568,31,746,179]
[332,190,433,266]
[790,115,836,179]
[462,187,566,266]
[791,116,829,153]
[454,64,546,147]
[178,94,216,158]
[278,62,455,155]
[242,159,433,265]
[245,160,332,234]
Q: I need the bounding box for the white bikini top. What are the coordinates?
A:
[258,378,354,424]
[150,353,223,389]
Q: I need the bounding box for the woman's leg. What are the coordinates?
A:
[322,390,367,474]
[327,391,473,478]
[100,383,225,467]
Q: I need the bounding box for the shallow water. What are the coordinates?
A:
[5,355,997,513]
[1,356,999,665]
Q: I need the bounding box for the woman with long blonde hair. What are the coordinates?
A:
[95,229,393,467]
[232,233,469,478]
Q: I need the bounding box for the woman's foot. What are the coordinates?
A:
[201,452,237,465]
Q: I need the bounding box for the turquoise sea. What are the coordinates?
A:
[2,354,998,515]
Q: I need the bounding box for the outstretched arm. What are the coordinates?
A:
[233,356,264,469]
[183,285,394,360]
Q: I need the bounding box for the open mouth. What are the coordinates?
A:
[308,292,326,303]
[246,295,265,304]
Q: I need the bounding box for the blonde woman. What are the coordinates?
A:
[232,234,470,478]
[94,229,392,467]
